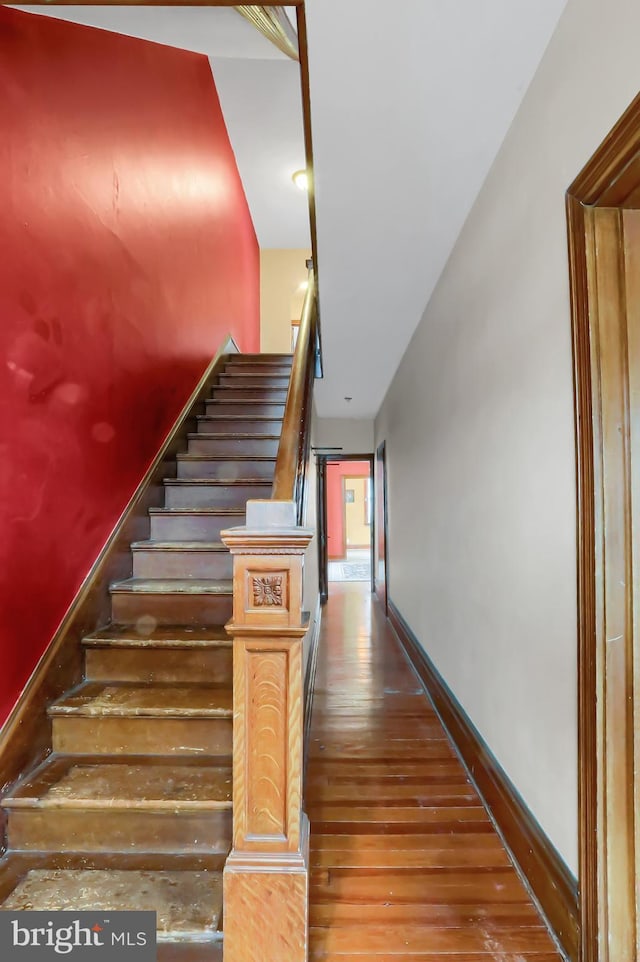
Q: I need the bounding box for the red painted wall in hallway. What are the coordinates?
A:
[326,461,371,560]
[0,8,259,724]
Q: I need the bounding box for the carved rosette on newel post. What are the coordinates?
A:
[221,499,313,962]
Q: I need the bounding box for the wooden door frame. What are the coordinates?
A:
[316,455,375,599]
[316,455,329,603]
[567,92,640,962]
[374,441,389,613]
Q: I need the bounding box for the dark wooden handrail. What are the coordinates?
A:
[272,265,317,516]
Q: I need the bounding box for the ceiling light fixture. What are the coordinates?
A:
[292,169,309,191]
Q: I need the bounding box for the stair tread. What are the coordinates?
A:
[163,478,269,486]
[130,541,227,552]
[218,370,290,380]
[49,682,233,718]
[0,867,223,939]
[197,415,283,420]
[206,398,285,403]
[111,578,233,594]
[4,756,232,810]
[186,433,281,440]
[179,452,277,460]
[84,625,231,649]
[148,507,244,515]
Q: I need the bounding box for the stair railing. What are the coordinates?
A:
[221,266,318,962]
[272,265,317,521]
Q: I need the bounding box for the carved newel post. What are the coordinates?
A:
[221,500,313,962]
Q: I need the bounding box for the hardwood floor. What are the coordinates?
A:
[306,583,565,961]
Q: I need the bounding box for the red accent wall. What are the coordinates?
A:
[0,8,259,725]
[326,461,371,560]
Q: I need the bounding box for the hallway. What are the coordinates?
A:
[306,584,564,961]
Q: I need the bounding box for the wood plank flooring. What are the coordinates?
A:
[306,583,565,961]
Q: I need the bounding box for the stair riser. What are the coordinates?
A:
[223,364,291,376]
[132,549,233,580]
[150,514,244,541]
[219,375,289,389]
[187,437,280,457]
[164,483,270,509]
[210,388,288,402]
[5,809,231,854]
[52,716,233,755]
[177,459,275,481]
[205,402,285,418]
[85,647,233,684]
[158,946,222,962]
[197,418,283,434]
[111,591,233,626]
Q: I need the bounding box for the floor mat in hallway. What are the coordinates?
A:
[306,583,565,961]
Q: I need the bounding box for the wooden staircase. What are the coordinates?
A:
[0,353,293,956]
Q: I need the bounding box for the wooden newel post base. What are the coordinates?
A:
[221,501,313,962]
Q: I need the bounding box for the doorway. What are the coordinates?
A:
[316,455,374,599]
[567,92,640,961]
[374,440,389,614]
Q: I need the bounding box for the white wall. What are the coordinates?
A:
[314,416,374,454]
[375,0,640,875]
